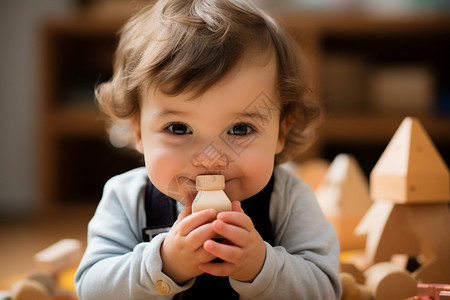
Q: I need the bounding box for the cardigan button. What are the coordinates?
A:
[156,280,171,294]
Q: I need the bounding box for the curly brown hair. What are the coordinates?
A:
[96,0,320,164]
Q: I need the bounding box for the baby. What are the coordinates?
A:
[75,0,342,299]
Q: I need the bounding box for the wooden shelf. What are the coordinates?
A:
[318,114,450,144]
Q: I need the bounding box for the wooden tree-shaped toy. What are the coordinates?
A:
[315,154,372,251]
[356,117,450,283]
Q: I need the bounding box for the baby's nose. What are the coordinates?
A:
[192,144,230,170]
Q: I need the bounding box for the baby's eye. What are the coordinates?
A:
[227,123,254,136]
[165,123,192,135]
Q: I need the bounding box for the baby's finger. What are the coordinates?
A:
[194,246,218,264]
[212,219,249,247]
[185,222,216,248]
[216,210,253,232]
[198,260,235,277]
[231,201,244,213]
[202,239,241,264]
[177,209,217,236]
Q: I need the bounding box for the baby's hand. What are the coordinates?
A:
[160,206,217,284]
[198,201,266,282]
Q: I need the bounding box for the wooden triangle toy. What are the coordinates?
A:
[370,117,449,203]
[316,154,372,250]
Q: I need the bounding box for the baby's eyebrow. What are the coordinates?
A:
[236,112,271,122]
[154,109,188,117]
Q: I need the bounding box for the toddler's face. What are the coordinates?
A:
[133,54,286,205]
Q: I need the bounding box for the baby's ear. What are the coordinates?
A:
[130,117,144,153]
[276,115,293,154]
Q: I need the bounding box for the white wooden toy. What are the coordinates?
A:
[34,239,83,275]
[192,175,231,213]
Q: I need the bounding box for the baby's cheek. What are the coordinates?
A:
[144,149,182,192]
[246,154,273,174]
[239,145,274,167]
[237,149,274,186]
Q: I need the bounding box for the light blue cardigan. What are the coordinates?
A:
[75,166,341,299]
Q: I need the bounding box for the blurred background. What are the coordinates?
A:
[0,0,450,284]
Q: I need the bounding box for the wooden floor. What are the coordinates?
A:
[0,203,97,290]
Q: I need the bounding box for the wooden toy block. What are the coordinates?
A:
[356,201,450,283]
[316,154,371,216]
[339,272,372,300]
[10,279,52,300]
[370,117,449,203]
[408,205,450,283]
[355,200,420,264]
[328,215,369,251]
[340,262,366,284]
[316,154,372,250]
[23,270,55,296]
[364,262,417,300]
[192,175,231,213]
[33,239,83,275]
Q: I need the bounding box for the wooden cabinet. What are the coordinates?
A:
[38,9,450,212]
